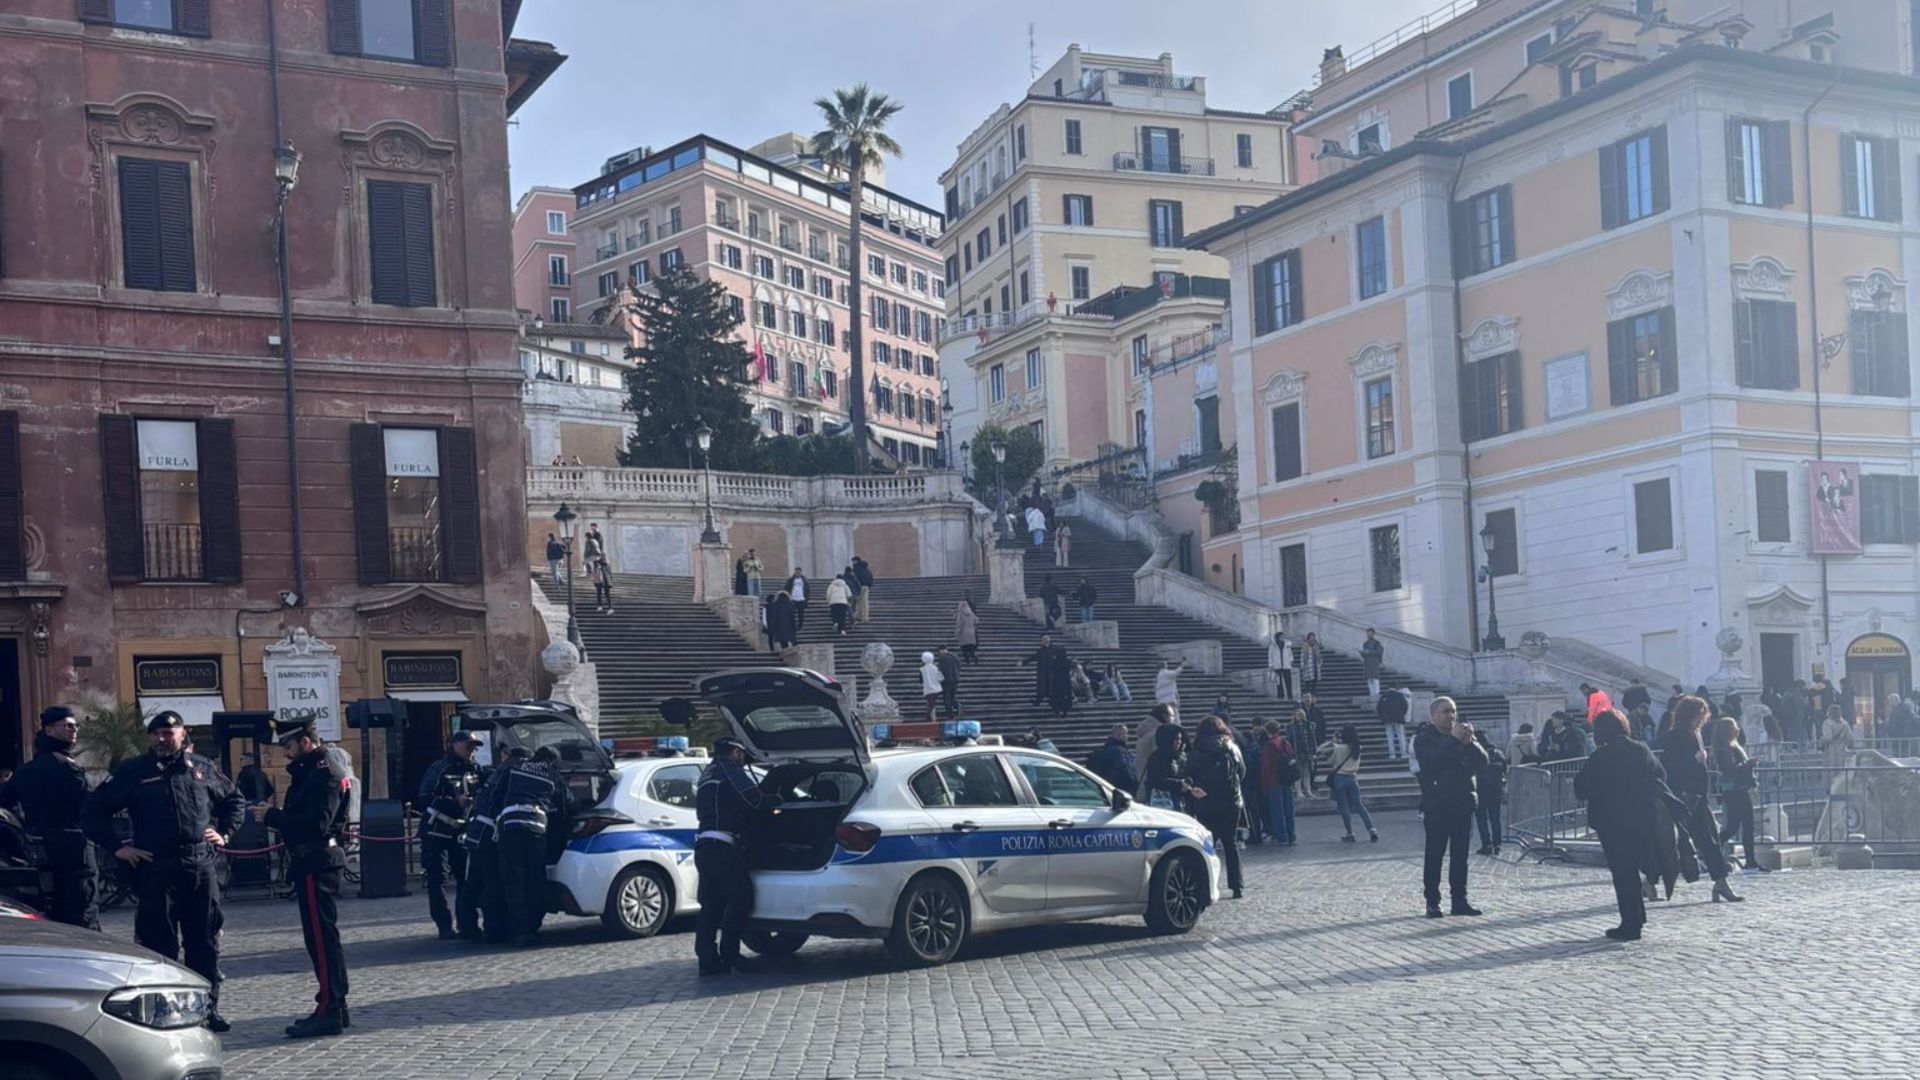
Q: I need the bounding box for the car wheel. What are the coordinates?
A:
[886,873,968,966]
[742,929,809,957]
[1145,850,1206,935]
[601,864,672,939]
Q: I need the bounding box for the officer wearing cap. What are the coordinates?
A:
[261,713,353,1038]
[83,709,244,1031]
[414,731,483,940]
[491,744,571,947]
[4,706,99,929]
[693,736,775,975]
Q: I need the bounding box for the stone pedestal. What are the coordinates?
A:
[988,546,1027,606]
[1230,669,1279,698]
[857,642,900,722]
[780,642,836,681]
[1836,835,1875,870]
[1059,620,1119,649]
[540,641,600,737]
[1504,688,1565,745]
[710,595,763,648]
[1153,640,1221,676]
[1702,626,1762,706]
[694,541,732,603]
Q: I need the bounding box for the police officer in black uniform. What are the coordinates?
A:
[6,707,99,929]
[493,745,571,947]
[694,736,774,975]
[83,709,244,1031]
[414,731,482,940]
[460,759,506,943]
[261,713,353,1038]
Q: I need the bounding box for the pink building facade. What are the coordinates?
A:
[511,186,577,322]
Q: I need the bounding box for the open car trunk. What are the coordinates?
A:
[745,761,869,872]
[457,701,616,807]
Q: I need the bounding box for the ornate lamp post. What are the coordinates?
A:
[1478,520,1505,651]
[553,502,583,656]
[695,421,720,544]
[990,435,1008,535]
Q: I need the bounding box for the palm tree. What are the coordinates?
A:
[72,694,149,775]
[812,84,903,475]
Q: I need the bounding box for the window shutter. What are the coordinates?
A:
[1885,313,1912,397]
[0,411,23,582]
[438,427,482,584]
[1495,186,1516,265]
[1754,471,1790,543]
[1840,136,1861,216]
[1458,361,1483,443]
[77,0,112,23]
[118,158,162,290]
[1902,476,1920,543]
[417,0,453,66]
[1873,137,1902,221]
[1503,351,1524,433]
[0,149,7,279]
[1168,128,1183,169]
[1171,201,1184,245]
[400,182,436,306]
[327,0,362,55]
[195,418,242,583]
[1061,194,1072,224]
[1083,196,1094,228]
[1285,250,1304,327]
[1252,257,1273,336]
[1764,120,1794,206]
[1725,118,1746,203]
[99,415,145,584]
[1272,403,1302,481]
[367,180,405,305]
[1598,140,1622,230]
[154,160,196,292]
[1634,479,1672,553]
[348,423,391,585]
[1773,301,1800,390]
[1733,302,1756,386]
[176,0,212,37]
[1656,307,1679,395]
[1606,318,1633,406]
[1450,198,1471,278]
[1649,126,1671,215]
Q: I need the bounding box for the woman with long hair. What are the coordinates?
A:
[1711,717,1763,872]
[1143,724,1199,814]
[1190,715,1246,898]
[1575,709,1665,940]
[1300,633,1324,697]
[1657,696,1743,902]
[1317,724,1378,842]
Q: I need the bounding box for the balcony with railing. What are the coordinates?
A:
[1111,152,1215,176]
[548,269,571,287]
[936,297,1124,347]
[143,523,203,582]
[1075,274,1230,321]
[714,211,740,231]
[778,235,802,254]
[390,527,443,583]
[747,224,771,242]
[624,233,645,252]
[594,242,619,260]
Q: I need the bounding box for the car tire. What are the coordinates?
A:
[742,929,808,957]
[885,872,968,967]
[1145,850,1206,935]
[601,864,672,939]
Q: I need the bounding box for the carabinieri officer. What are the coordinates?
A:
[693,736,775,975]
[5,706,99,929]
[83,709,244,1032]
[263,713,353,1038]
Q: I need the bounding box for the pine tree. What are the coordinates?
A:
[616,267,759,469]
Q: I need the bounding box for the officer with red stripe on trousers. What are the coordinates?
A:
[261,713,353,1038]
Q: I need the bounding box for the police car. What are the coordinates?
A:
[654,667,1220,966]
[548,744,705,939]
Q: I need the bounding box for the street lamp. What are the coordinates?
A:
[990,435,1008,537]
[959,440,972,485]
[1478,520,1505,651]
[553,502,583,656]
[273,141,303,196]
[695,421,720,544]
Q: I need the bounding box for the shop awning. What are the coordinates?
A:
[386,689,469,703]
[137,695,224,729]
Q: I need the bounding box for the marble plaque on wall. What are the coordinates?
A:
[1544,353,1589,420]
[620,524,691,577]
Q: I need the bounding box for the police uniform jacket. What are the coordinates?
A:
[83,751,244,859]
[266,749,350,875]
[415,753,481,841]
[695,759,769,836]
[8,733,94,839]
[495,759,569,835]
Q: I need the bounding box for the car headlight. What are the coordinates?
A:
[102,985,210,1030]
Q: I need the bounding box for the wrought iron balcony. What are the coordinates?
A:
[1111,152,1215,176]
[142,523,203,582]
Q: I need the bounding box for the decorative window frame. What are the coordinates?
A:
[1846,267,1906,313]
[1348,341,1401,461]
[340,121,458,308]
[1606,268,1674,319]
[1350,107,1390,153]
[1730,256,1795,303]
[1622,464,1685,567]
[85,93,219,293]
[1360,510,1412,602]
[1462,315,1520,362]
[1262,367,1308,485]
[1744,457,1802,556]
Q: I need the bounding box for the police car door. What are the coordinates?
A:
[908,754,1047,914]
[1006,754,1140,910]
[637,762,701,871]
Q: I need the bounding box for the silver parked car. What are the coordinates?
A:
[0,900,223,1080]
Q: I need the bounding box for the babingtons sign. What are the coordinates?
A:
[264,629,342,742]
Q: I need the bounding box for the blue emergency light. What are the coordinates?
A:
[869,724,891,744]
[656,735,689,752]
[942,720,981,740]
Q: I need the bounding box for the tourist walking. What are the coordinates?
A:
[583,523,605,566]
[1142,724,1199,814]
[1377,686,1410,761]
[1190,716,1246,898]
[1269,631,1294,699]
[786,569,809,630]
[918,652,943,723]
[1413,696,1487,917]
[544,534,565,587]
[954,598,980,665]
[1259,719,1299,845]
[1236,722,1267,845]
[826,572,853,636]
[1288,709,1319,799]
[1086,724,1137,794]
[1025,504,1047,547]
[766,591,796,652]
[1361,629,1385,701]
[1474,730,1508,855]
[1711,717,1763,872]
[852,556,875,623]
[1154,660,1185,721]
[744,549,764,598]
[1054,521,1072,567]
[1300,634,1323,696]
[935,646,961,718]
[1318,725,1377,842]
[1657,695,1743,903]
[590,557,612,613]
[1574,708,1666,941]
[1075,576,1098,623]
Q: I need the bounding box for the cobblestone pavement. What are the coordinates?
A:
[101,809,1919,1079]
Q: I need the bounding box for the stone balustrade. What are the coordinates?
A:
[528,466,960,510]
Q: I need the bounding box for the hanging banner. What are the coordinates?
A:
[383,428,440,478]
[136,420,199,472]
[1809,461,1861,555]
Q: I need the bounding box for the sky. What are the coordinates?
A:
[507,0,1439,208]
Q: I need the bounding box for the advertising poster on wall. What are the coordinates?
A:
[1809,461,1861,555]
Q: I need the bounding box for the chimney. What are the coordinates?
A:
[1320,46,1346,83]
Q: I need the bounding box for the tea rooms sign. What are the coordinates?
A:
[264,628,343,742]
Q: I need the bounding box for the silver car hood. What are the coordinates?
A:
[0,918,208,991]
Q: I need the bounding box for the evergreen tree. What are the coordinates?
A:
[616,267,759,469]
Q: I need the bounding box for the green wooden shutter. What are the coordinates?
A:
[1872,137,1902,221]
[195,418,242,583]
[118,158,163,290]
[1725,118,1746,203]
[1657,307,1679,396]
[1495,186,1516,266]
[1450,198,1471,277]
[1252,257,1273,336]
[1606,318,1633,405]
[154,160,196,292]
[1733,301,1756,386]
[1272,403,1302,481]
[1773,301,1800,390]
[1598,139,1622,230]
[77,0,112,23]
[1649,126,1670,215]
[99,415,145,584]
[1458,360,1483,443]
[438,427,482,584]
[1841,135,1861,216]
[1285,250,1304,327]
[1764,120,1794,206]
[0,411,23,581]
[349,423,390,585]
[400,182,436,306]
[1503,351,1524,434]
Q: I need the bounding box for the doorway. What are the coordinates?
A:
[0,638,21,771]
[1759,633,1798,691]
[398,700,449,806]
[1845,633,1911,732]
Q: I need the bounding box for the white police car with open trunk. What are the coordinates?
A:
[550,751,705,938]
[659,667,1220,966]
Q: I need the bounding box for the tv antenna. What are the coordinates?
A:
[1028,22,1038,80]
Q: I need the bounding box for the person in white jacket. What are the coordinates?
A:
[1269,632,1295,699]
[825,574,853,636]
[1154,660,1186,722]
[919,651,943,723]
[1025,505,1047,547]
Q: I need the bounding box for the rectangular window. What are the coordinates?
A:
[1356,124,1384,153]
[1369,524,1403,592]
[1727,118,1793,207]
[1018,348,1041,389]
[1196,396,1221,454]
[718,245,740,270]
[596,270,618,298]
[659,248,682,272]
[134,419,202,581]
[1018,272,1030,306]
[895,302,910,336]
[1484,509,1519,577]
[1133,408,1147,449]
[1525,32,1554,64]
[1139,126,1182,173]
[1062,194,1094,227]
[329,0,451,66]
[1011,198,1028,234]
[788,266,806,288]
[547,254,569,285]
[1070,265,1090,301]
[945,255,959,285]
[1236,133,1254,168]
[757,301,776,328]
[1851,310,1911,397]
[1252,249,1303,335]
[550,297,570,322]
[1734,299,1800,390]
[1607,306,1678,405]
[753,255,773,278]
[912,270,928,293]
[629,260,649,286]
[1132,334,1149,375]
[1363,376,1395,458]
[1355,216,1387,300]
[962,246,973,274]
[725,295,742,321]
[1633,477,1674,553]
[791,311,808,339]
[546,210,566,235]
[1460,351,1522,441]
[989,364,1005,403]
[1861,475,1920,544]
[1599,126,1669,229]
[789,362,807,393]
[1446,73,1474,119]
[1841,135,1902,222]
[117,158,197,293]
[1451,185,1514,277]
[1576,64,1597,90]
[349,425,479,585]
[1279,542,1308,608]
[367,178,435,307]
[996,216,1007,245]
[873,342,890,368]
[868,253,885,277]
[1754,470,1791,543]
[1015,125,1027,161]
[1271,402,1302,482]
[1065,119,1083,155]
[975,229,990,261]
[1148,199,1184,247]
[892,262,908,286]
[999,285,1010,312]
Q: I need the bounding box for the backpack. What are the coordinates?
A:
[1268,740,1300,785]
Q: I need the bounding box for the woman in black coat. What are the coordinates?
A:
[766,591,797,652]
[1189,715,1245,898]
[1657,695,1742,903]
[1575,709,1666,940]
[1142,724,1199,815]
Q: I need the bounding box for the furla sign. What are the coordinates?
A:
[264,628,342,742]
